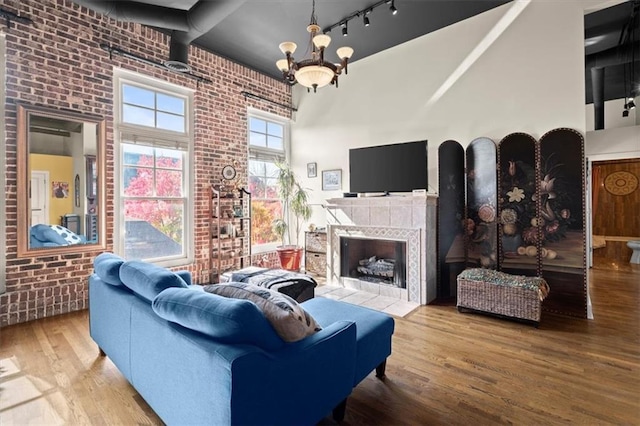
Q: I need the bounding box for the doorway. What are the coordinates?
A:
[590,158,640,268]
[30,170,49,226]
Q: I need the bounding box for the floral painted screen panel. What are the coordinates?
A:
[498,133,540,276]
[538,128,587,318]
[465,137,498,270]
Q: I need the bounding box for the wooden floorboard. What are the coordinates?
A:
[1,262,639,425]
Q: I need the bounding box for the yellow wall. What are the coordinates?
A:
[30,154,74,225]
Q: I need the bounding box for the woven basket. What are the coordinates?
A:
[457,269,548,324]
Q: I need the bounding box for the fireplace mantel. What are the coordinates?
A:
[325,195,437,304]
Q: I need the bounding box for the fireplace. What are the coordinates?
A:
[340,237,406,288]
[325,196,438,304]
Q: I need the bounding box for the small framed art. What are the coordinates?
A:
[307,162,317,178]
[322,169,342,191]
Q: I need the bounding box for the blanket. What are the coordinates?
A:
[230,267,317,301]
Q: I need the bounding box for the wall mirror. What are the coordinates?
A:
[17,103,106,257]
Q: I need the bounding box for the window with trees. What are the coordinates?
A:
[114,71,193,265]
[247,111,288,253]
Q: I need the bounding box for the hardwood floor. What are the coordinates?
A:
[1,264,639,425]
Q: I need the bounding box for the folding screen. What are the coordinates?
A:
[436,129,587,317]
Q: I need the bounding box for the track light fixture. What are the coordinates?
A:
[389,0,398,15]
[342,21,348,36]
[323,0,400,35]
[623,107,630,117]
[627,98,636,109]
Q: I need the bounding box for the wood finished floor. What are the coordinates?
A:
[1,262,639,425]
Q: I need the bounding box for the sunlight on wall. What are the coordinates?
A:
[425,0,531,108]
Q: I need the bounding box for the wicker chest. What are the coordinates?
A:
[457,268,550,325]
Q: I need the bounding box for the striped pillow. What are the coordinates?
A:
[204,282,321,342]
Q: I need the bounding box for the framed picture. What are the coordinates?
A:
[322,169,342,191]
[307,162,317,178]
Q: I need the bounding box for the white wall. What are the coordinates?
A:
[291,0,588,227]
[585,125,640,160]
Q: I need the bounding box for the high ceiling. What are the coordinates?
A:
[73,0,639,104]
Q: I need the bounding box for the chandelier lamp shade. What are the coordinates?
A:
[276,0,354,92]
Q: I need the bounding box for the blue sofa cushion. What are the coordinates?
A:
[94,252,126,287]
[152,287,284,351]
[204,282,321,343]
[120,261,188,302]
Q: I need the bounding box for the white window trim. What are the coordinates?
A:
[113,68,194,267]
[247,107,290,254]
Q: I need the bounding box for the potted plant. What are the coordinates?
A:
[272,162,312,271]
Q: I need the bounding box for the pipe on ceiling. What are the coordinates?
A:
[73,0,190,32]
[76,0,246,71]
[591,67,605,130]
[169,0,245,69]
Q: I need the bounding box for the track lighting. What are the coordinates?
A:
[323,0,400,35]
[627,98,636,109]
[389,0,398,15]
[623,108,630,117]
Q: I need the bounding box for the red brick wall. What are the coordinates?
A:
[0,0,291,326]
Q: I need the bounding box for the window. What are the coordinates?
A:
[248,110,288,253]
[114,71,193,265]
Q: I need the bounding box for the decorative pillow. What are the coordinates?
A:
[30,224,68,245]
[152,287,283,351]
[93,252,125,287]
[204,282,322,343]
[50,225,83,245]
[119,260,189,302]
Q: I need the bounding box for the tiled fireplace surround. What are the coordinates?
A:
[325,196,438,305]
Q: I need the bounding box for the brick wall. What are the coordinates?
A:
[0,0,291,326]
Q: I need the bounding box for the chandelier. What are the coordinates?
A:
[276,0,354,92]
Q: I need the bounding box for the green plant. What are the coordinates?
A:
[272,162,312,247]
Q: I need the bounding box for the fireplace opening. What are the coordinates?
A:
[340,237,406,288]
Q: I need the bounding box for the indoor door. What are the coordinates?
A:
[31,170,49,226]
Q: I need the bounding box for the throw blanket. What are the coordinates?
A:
[230,267,317,301]
[458,268,550,301]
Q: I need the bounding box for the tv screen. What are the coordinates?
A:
[349,140,428,194]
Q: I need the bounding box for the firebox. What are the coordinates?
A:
[340,237,406,288]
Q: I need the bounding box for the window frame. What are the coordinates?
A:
[247,108,290,254]
[113,69,194,267]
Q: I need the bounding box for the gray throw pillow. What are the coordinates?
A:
[204,282,321,342]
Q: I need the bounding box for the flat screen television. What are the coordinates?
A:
[349,140,428,194]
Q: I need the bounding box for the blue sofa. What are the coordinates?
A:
[89,253,394,425]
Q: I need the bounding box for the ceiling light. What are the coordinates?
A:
[390,0,398,15]
[627,98,636,109]
[342,22,348,36]
[622,109,630,117]
[363,14,370,27]
[276,0,354,92]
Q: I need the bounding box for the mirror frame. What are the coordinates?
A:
[17,103,106,257]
